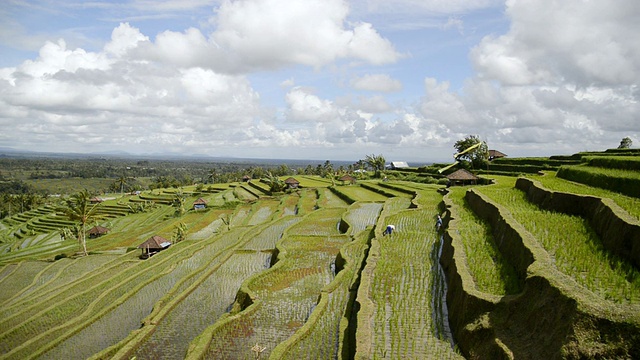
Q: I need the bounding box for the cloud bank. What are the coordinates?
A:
[0,0,637,161]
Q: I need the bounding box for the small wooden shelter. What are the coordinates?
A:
[193,198,208,210]
[446,169,479,186]
[242,175,251,182]
[88,225,110,238]
[284,177,300,189]
[489,150,507,161]
[138,235,171,258]
[338,174,356,185]
[89,197,104,204]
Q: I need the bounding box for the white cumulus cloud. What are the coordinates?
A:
[350,73,402,92]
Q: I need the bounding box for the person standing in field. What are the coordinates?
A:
[436,215,443,231]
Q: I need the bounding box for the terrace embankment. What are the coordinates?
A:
[441,187,640,359]
[515,177,640,269]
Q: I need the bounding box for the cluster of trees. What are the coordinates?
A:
[0,192,46,219]
[0,177,47,218]
[452,135,489,169]
[618,137,633,149]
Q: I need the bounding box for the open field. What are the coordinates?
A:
[1,150,639,359]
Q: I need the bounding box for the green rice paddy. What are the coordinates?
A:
[0,164,638,359]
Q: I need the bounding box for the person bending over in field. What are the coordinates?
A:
[435,215,443,231]
[383,224,395,235]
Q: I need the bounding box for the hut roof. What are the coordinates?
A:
[446,169,479,181]
[193,197,208,205]
[489,150,507,158]
[242,175,251,181]
[390,161,409,169]
[339,174,356,182]
[88,225,109,236]
[137,235,171,250]
[89,197,103,203]
[284,177,299,185]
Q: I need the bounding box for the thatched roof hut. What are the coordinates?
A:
[284,177,300,189]
[193,197,208,210]
[88,225,109,238]
[138,235,171,258]
[489,150,507,161]
[89,197,103,204]
[446,169,479,186]
[338,174,356,185]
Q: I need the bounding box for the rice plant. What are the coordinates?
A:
[331,185,389,202]
[0,261,51,304]
[246,200,278,226]
[286,208,345,236]
[357,187,462,359]
[534,172,640,221]
[35,228,253,360]
[131,251,272,360]
[275,228,371,360]
[476,185,640,304]
[344,202,383,234]
[241,217,301,251]
[198,209,349,359]
[447,187,521,295]
[368,208,462,359]
[317,188,349,209]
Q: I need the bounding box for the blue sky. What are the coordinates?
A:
[1,0,638,162]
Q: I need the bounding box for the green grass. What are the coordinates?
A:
[446,187,521,295]
[476,184,640,304]
[557,165,640,198]
[533,172,640,221]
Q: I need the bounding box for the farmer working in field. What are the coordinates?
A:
[383,224,395,235]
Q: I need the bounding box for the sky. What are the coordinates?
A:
[0,0,638,163]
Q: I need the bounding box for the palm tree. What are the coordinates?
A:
[114,175,129,198]
[365,154,386,178]
[172,222,188,243]
[62,189,103,256]
[265,172,284,193]
[173,190,186,217]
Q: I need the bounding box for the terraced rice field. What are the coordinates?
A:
[1,166,638,359]
[359,193,461,359]
[446,187,521,295]
[475,179,640,304]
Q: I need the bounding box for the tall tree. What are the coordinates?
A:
[453,135,489,169]
[63,189,103,256]
[618,137,633,149]
[173,190,186,217]
[365,154,386,178]
[114,175,130,198]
